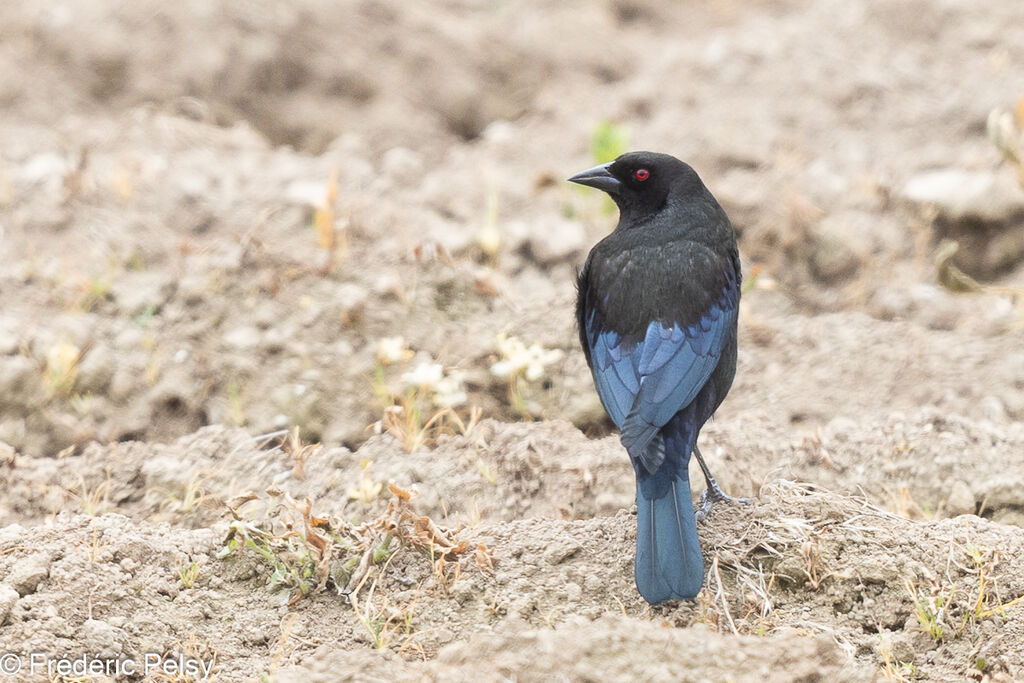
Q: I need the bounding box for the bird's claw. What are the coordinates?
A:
[694,484,751,523]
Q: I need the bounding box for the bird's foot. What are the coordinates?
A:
[695,482,751,523]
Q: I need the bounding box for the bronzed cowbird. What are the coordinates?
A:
[571,151,746,604]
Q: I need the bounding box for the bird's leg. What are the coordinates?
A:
[693,444,750,522]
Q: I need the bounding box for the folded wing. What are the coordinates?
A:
[586,276,738,474]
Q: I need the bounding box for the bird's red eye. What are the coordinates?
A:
[634,168,650,181]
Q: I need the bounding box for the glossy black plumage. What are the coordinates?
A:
[571,152,741,604]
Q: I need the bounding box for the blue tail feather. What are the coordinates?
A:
[632,413,704,604]
[634,464,703,603]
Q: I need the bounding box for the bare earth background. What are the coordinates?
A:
[2,1,1024,681]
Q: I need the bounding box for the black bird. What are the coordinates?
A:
[570,151,745,604]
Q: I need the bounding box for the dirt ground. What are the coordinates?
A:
[2,0,1024,681]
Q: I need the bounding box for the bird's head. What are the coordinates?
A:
[567,151,708,221]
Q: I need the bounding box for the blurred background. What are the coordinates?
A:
[1,0,1023,461]
[3,2,1024,678]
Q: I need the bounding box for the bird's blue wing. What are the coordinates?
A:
[587,325,641,427]
[586,276,738,473]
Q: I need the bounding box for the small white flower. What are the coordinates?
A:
[490,359,514,379]
[477,223,501,257]
[490,333,563,382]
[376,336,411,365]
[433,370,468,408]
[401,362,444,389]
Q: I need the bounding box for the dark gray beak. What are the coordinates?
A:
[568,161,622,195]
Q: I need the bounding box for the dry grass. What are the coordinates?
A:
[218,481,494,653]
[380,400,456,453]
[150,631,218,682]
[693,479,1024,678]
[687,480,903,659]
[65,472,113,517]
[157,475,211,516]
[370,350,480,453]
[904,541,1024,644]
[281,426,319,480]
